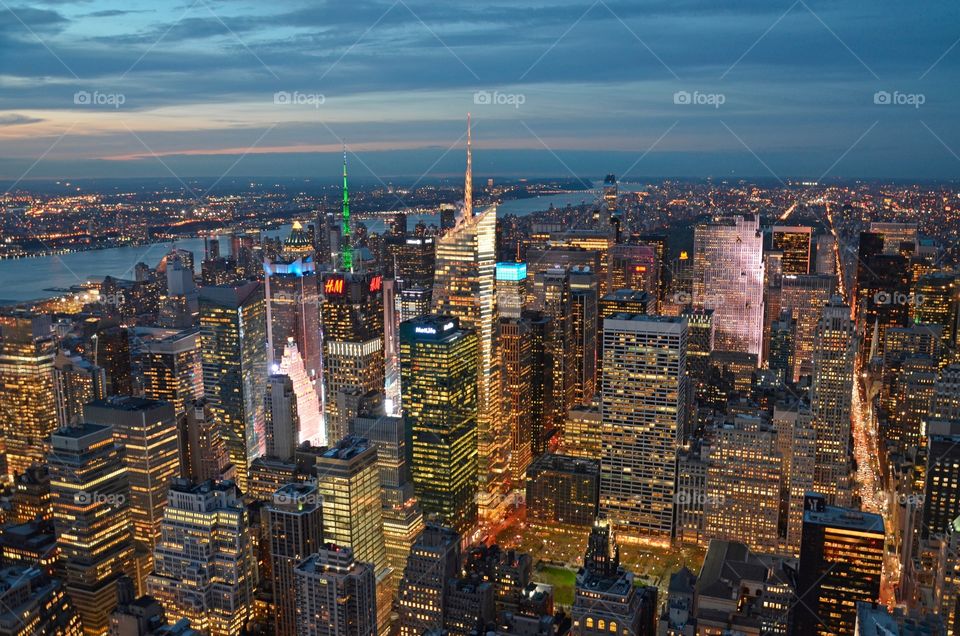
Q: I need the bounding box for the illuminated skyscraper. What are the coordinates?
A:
[266,483,324,636]
[704,415,783,553]
[266,373,299,462]
[500,317,533,485]
[294,545,377,636]
[693,215,765,358]
[181,398,234,483]
[780,274,836,381]
[397,287,432,323]
[53,349,106,428]
[771,225,813,275]
[276,339,323,445]
[312,436,391,635]
[430,118,507,521]
[0,312,56,475]
[570,266,598,406]
[83,397,179,585]
[596,289,654,388]
[147,479,257,636]
[811,297,855,507]
[772,401,817,555]
[496,262,528,319]
[264,254,321,383]
[400,315,478,535]
[912,271,958,349]
[133,327,203,417]
[539,267,576,438]
[792,493,884,636]
[320,271,384,444]
[349,414,425,597]
[397,525,461,636]
[600,315,687,542]
[199,281,267,492]
[48,423,136,636]
[523,310,555,455]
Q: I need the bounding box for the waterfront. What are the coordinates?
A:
[0,191,596,303]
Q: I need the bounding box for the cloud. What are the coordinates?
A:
[0,114,44,126]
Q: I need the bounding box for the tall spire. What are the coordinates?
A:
[464,113,473,219]
[341,146,353,272]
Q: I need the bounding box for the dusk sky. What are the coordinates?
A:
[1,0,959,181]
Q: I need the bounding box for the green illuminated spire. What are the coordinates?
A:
[341,147,352,272]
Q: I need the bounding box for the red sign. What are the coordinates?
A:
[635,265,647,273]
[324,277,345,295]
[368,275,383,293]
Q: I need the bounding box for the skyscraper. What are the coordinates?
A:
[0,312,56,475]
[294,545,377,636]
[266,483,324,636]
[312,436,392,634]
[780,274,836,381]
[397,525,461,636]
[570,266,598,406]
[431,117,508,521]
[771,225,813,275]
[704,415,783,553]
[400,315,478,535]
[133,327,203,418]
[500,317,533,485]
[792,493,884,636]
[811,297,855,507]
[263,254,321,383]
[199,281,267,492]
[693,215,765,358]
[496,262,528,319]
[276,338,324,445]
[53,350,106,428]
[320,270,384,444]
[83,397,179,588]
[349,413,425,597]
[147,479,258,636]
[48,423,136,635]
[600,314,687,542]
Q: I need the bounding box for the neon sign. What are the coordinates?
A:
[324,277,345,295]
[368,275,383,293]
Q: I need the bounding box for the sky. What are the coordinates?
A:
[1,0,959,181]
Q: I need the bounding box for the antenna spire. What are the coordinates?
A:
[341,145,353,272]
[464,113,473,219]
